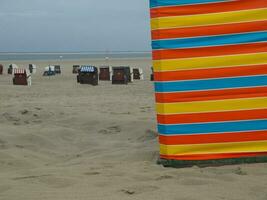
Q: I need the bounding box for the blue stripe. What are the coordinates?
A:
[155,75,267,92]
[150,0,229,8]
[158,119,267,135]
[152,32,267,50]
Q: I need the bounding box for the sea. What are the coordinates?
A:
[0,52,151,61]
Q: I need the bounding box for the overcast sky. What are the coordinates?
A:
[0,0,151,52]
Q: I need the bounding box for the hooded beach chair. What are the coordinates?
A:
[77,65,98,85]
[72,65,80,74]
[8,64,18,75]
[111,66,130,84]
[29,64,37,74]
[43,65,56,76]
[99,66,112,81]
[133,68,144,80]
[0,64,3,75]
[13,68,31,86]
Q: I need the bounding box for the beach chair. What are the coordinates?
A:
[29,64,37,74]
[99,66,112,81]
[8,64,18,75]
[0,64,3,75]
[72,65,80,74]
[13,69,31,86]
[77,66,98,86]
[43,65,56,76]
[55,65,61,74]
[133,68,144,80]
[150,67,154,81]
[127,67,134,82]
[112,67,129,84]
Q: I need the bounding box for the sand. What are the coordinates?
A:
[0,58,267,200]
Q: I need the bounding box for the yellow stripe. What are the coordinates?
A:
[160,141,267,156]
[156,97,267,114]
[153,53,267,72]
[151,8,267,30]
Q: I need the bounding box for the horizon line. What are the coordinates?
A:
[0,50,152,55]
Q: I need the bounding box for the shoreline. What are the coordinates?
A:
[0,57,152,63]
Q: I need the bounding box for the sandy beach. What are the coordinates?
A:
[0,58,267,200]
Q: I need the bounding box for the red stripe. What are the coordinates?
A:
[151,21,267,40]
[157,109,267,124]
[153,42,267,60]
[160,131,267,145]
[160,152,267,161]
[150,0,267,18]
[156,87,267,103]
[154,65,267,82]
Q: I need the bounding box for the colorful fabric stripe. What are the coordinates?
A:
[154,65,267,82]
[150,0,229,8]
[152,21,267,40]
[152,31,267,50]
[153,43,267,61]
[160,152,267,161]
[160,141,267,155]
[156,97,267,114]
[155,87,267,103]
[157,109,267,124]
[160,131,267,145]
[150,0,267,163]
[151,8,267,30]
[153,53,267,71]
[155,75,267,92]
[158,119,267,135]
[150,0,267,18]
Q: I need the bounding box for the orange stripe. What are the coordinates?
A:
[160,131,267,145]
[160,152,267,161]
[150,0,267,18]
[154,65,267,81]
[157,109,267,124]
[156,87,267,103]
[153,42,267,60]
[151,21,267,40]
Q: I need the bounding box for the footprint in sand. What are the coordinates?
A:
[155,175,174,181]
[12,174,75,188]
[33,113,39,118]
[98,126,122,134]
[20,109,30,115]
[137,129,158,142]
[233,167,247,175]
[140,106,152,113]
[38,176,75,188]
[180,177,213,186]
[12,174,51,181]
[176,198,199,200]
[84,172,101,176]
[120,185,159,195]
[2,112,20,122]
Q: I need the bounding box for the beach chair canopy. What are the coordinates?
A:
[80,66,96,73]
[45,66,55,72]
[9,64,18,69]
[13,68,26,74]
